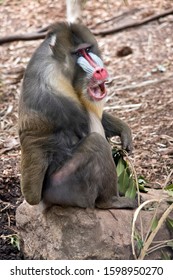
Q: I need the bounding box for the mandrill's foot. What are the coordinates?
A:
[96,196,138,209]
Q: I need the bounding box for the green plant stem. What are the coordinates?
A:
[147,239,173,254]
[138,203,173,260]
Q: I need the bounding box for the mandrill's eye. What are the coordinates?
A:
[85,47,91,53]
[73,51,82,57]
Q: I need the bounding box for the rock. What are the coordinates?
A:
[16,189,173,260]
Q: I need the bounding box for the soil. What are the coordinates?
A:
[0,0,173,260]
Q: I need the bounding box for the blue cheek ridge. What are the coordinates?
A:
[77,56,94,76]
[88,53,104,68]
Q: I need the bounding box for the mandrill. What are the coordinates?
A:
[18,22,136,209]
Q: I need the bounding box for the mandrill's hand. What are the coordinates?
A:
[120,126,133,154]
[102,112,133,154]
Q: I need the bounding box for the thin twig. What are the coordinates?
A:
[147,239,173,254]
[0,203,11,212]
[0,32,47,45]
[0,234,19,240]
[93,8,173,36]
[92,8,141,28]
[104,104,142,111]
[110,75,173,95]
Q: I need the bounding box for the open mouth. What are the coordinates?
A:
[88,82,107,101]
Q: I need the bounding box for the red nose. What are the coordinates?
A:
[93,67,108,80]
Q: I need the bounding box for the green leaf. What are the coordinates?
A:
[138,176,148,192]
[161,251,171,260]
[138,177,147,185]
[125,177,136,199]
[138,184,148,192]
[151,217,158,232]
[118,169,129,194]
[116,157,126,177]
[167,241,173,249]
[134,231,143,251]
[167,191,173,197]
[112,148,122,165]
[166,217,173,231]
[165,184,173,197]
[164,183,173,191]
[10,235,20,251]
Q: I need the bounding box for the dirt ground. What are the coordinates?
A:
[0,0,173,260]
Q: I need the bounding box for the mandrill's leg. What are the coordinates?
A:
[43,132,136,209]
[43,133,110,208]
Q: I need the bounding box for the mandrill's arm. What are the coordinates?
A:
[102,112,133,153]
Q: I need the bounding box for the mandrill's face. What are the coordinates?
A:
[49,22,109,102]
